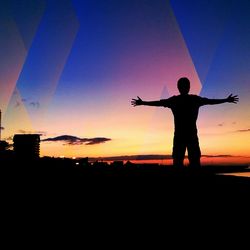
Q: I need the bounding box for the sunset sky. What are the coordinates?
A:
[1,0,250,162]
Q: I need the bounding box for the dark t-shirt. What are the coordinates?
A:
[160,95,209,136]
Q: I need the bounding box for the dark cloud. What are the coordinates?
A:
[235,129,250,133]
[29,101,40,108]
[42,135,111,146]
[218,123,224,127]
[14,98,40,109]
[15,101,21,108]
[85,137,111,145]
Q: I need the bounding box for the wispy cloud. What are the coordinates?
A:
[18,130,47,136]
[88,154,240,161]
[29,101,40,108]
[42,135,111,146]
[15,101,21,108]
[15,98,27,108]
[202,154,233,158]
[4,136,13,141]
[235,128,250,133]
[15,98,40,109]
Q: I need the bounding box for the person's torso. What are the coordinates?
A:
[169,95,201,135]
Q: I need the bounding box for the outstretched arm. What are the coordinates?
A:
[131,96,164,107]
[203,94,239,105]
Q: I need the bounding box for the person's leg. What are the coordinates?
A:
[187,134,201,168]
[172,135,186,168]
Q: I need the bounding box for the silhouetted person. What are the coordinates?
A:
[131,77,239,169]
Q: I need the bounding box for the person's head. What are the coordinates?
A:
[177,77,190,95]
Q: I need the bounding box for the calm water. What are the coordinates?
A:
[220,172,250,177]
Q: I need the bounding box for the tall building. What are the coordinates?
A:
[13,134,40,159]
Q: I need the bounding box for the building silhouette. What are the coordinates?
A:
[13,134,40,159]
[0,140,12,159]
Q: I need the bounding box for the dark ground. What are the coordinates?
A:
[1,158,250,244]
[2,158,250,200]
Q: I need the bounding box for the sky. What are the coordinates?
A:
[0,0,250,162]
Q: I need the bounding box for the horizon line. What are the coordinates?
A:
[41,154,250,161]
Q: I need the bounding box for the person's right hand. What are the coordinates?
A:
[227,94,239,103]
[131,96,143,106]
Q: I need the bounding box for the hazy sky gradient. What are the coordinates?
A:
[1,0,250,160]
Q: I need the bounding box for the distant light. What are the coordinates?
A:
[75,162,79,165]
